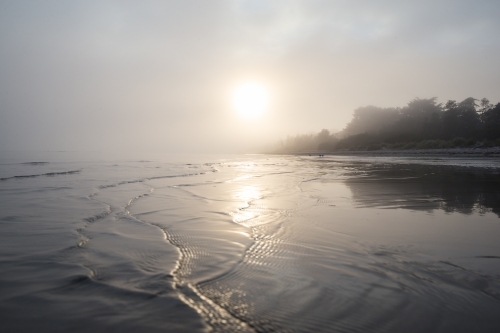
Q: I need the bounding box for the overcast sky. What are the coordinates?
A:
[1,0,499,153]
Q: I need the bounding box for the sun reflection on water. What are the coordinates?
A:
[235,186,261,202]
[231,185,262,224]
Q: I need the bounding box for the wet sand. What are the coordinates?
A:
[1,153,499,332]
[300,146,500,157]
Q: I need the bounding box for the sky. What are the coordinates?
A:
[1,0,499,153]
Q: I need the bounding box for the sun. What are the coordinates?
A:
[232,82,269,118]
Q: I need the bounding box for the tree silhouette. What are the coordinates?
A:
[331,96,499,151]
[274,96,499,153]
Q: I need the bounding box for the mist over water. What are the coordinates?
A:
[1,152,499,332]
[2,2,500,331]
[2,1,500,153]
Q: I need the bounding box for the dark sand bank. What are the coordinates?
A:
[292,147,500,158]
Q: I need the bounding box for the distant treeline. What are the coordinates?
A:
[274,97,500,153]
[275,129,339,153]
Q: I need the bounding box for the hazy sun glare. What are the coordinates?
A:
[232,82,269,118]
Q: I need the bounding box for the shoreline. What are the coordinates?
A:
[280,147,500,158]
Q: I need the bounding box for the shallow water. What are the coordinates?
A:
[1,152,499,332]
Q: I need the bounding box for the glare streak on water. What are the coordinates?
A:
[0,152,500,332]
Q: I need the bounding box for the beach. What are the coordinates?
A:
[1,152,499,332]
[294,146,500,158]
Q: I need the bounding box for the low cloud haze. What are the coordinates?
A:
[1,0,499,153]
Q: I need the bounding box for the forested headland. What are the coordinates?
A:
[274,97,500,153]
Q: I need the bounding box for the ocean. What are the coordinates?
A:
[1,151,499,332]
